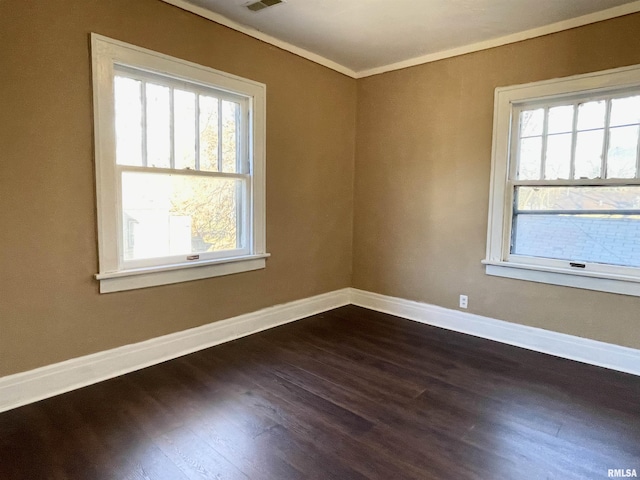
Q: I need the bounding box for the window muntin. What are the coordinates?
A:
[509,92,640,272]
[92,34,267,292]
[485,65,640,295]
[113,68,251,269]
[514,94,640,182]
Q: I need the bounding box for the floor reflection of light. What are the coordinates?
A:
[187,390,258,459]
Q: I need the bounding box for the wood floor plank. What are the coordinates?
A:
[179,356,373,480]
[1,305,639,479]
[186,350,428,480]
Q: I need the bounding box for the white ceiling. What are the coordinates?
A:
[163,0,640,77]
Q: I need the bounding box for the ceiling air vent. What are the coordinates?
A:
[245,0,284,12]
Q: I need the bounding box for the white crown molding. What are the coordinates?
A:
[356,1,640,78]
[0,288,351,414]
[2,287,639,414]
[159,0,640,79]
[158,0,358,78]
[350,288,640,377]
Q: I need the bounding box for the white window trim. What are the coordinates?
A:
[92,33,268,293]
[484,63,640,297]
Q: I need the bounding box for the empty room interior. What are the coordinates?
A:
[2,0,640,478]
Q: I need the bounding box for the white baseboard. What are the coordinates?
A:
[350,288,640,377]
[2,286,639,414]
[0,288,350,414]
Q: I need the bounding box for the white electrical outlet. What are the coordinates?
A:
[459,295,468,309]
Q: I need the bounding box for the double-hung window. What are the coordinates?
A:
[92,34,267,293]
[485,64,640,296]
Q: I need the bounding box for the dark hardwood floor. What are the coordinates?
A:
[1,305,639,479]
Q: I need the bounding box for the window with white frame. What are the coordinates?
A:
[485,64,640,297]
[92,34,267,293]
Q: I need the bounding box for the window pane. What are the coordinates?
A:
[516,186,640,211]
[577,100,606,131]
[174,89,196,170]
[222,100,239,173]
[514,185,640,268]
[544,133,571,179]
[610,95,640,127]
[146,83,171,168]
[520,109,544,137]
[518,137,542,180]
[512,214,640,268]
[607,125,639,179]
[199,95,219,172]
[574,129,603,179]
[548,105,574,134]
[121,172,243,261]
[114,76,143,166]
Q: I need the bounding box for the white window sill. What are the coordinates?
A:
[482,260,640,297]
[96,254,270,293]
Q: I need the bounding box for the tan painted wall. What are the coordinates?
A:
[0,0,356,376]
[353,13,640,349]
[2,1,640,379]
